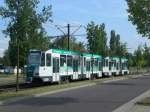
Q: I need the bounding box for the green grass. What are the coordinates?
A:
[0,75,129,101]
[137,97,150,106]
[0,74,26,86]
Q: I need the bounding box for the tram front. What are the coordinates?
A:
[26,50,42,82]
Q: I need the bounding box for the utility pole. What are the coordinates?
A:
[16,0,19,92]
[16,39,19,92]
[67,24,70,51]
[54,24,83,51]
[91,37,94,80]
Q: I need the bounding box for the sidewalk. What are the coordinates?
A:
[127,91,150,112]
[128,105,150,112]
[125,73,150,112]
[113,89,150,112]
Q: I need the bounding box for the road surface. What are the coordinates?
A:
[1,76,150,112]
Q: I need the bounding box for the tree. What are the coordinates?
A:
[96,23,108,56]
[109,30,127,57]
[0,0,52,67]
[2,49,10,66]
[143,43,150,71]
[118,42,127,57]
[115,34,121,55]
[0,57,3,64]
[126,0,150,38]
[109,30,116,55]
[134,45,145,73]
[51,36,85,52]
[127,53,134,67]
[86,21,108,56]
[86,21,96,53]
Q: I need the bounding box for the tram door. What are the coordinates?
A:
[39,53,52,78]
[53,57,59,82]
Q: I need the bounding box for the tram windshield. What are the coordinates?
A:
[28,51,41,66]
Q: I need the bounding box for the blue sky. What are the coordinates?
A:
[0,0,150,57]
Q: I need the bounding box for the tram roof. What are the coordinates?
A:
[47,49,81,55]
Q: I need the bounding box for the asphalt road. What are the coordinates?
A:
[1,76,150,112]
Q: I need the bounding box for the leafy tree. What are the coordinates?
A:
[109,30,116,55]
[119,42,127,57]
[127,53,134,67]
[75,42,86,52]
[51,36,68,50]
[0,0,52,67]
[126,0,150,38]
[0,57,3,64]
[134,45,145,73]
[70,37,86,52]
[86,21,96,53]
[115,34,121,55]
[109,30,127,56]
[86,21,108,56]
[51,36,85,52]
[2,49,10,66]
[143,43,150,71]
[96,23,108,56]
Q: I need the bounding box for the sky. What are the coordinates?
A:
[0,0,150,57]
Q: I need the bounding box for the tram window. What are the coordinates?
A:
[46,53,51,66]
[67,56,72,67]
[53,58,59,73]
[117,63,119,70]
[84,57,86,66]
[60,55,66,66]
[73,59,78,72]
[86,61,90,71]
[114,61,116,67]
[125,62,127,69]
[106,59,108,67]
[41,53,45,66]
[78,56,81,66]
[109,62,111,70]
[99,61,102,70]
[122,63,124,69]
[95,59,98,66]
[91,58,94,67]
[102,59,105,67]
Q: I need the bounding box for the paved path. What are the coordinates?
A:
[1,76,150,112]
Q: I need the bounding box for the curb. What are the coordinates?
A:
[112,89,150,112]
[103,78,127,83]
[0,101,3,105]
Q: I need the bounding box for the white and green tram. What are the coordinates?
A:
[120,58,129,75]
[109,57,120,76]
[26,49,102,83]
[102,57,112,76]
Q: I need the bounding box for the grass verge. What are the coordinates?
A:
[137,97,150,106]
[0,74,26,86]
